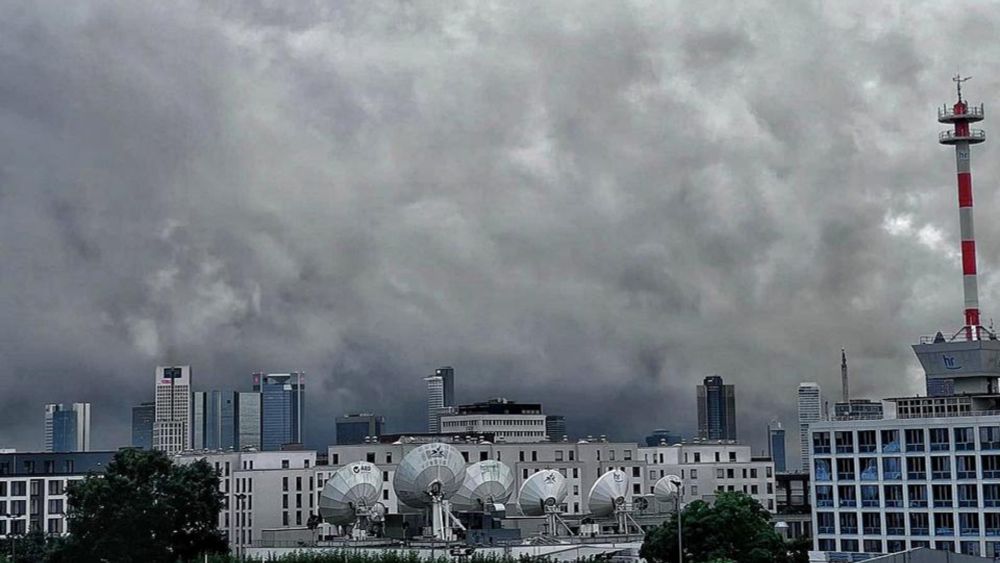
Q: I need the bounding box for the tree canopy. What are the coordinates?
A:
[640,492,809,563]
[53,448,227,563]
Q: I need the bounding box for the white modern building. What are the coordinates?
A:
[809,394,1000,557]
[43,403,91,452]
[640,441,776,512]
[0,451,115,538]
[799,382,823,471]
[153,366,192,454]
[175,449,318,555]
[424,367,455,433]
[440,399,547,443]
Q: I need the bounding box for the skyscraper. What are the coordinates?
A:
[335,413,385,445]
[545,415,567,440]
[131,402,155,450]
[696,375,737,440]
[425,366,455,433]
[253,373,304,450]
[237,391,262,450]
[767,419,786,472]
[44,403,91,452]
[797,382,822,471]
[153,365,192,454]
[192,391,239,451]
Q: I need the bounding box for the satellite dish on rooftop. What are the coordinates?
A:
[452,460,514,512]
[393,443,466,509]
[319,462,384,539]
[518,469,567,516]
[587,469,629,517]
[653,475,681,504]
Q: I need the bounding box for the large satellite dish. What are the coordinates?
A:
[452,460,515,512]
[587,469,630,517]
[319,461,383,525]
[393,443,467,509]
[518,469,568,516]
[653,475,681,504]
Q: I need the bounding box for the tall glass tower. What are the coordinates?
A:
[253,373,304,450]
[696,375,737,440]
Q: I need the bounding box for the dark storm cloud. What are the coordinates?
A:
[0,1,997,462]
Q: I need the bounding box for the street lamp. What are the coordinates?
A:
[665,476,683,563]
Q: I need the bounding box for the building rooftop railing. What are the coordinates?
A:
[938,129,987,142]
[939,103,985,120]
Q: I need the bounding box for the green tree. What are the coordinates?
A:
[52,448,226,563]
[640,492,808,563]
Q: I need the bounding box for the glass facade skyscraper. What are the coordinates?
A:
[251,373,304,450]
[696,375,737,440]
[192,391,239,451]
[237,391,262,450]
[131,402,155,449]
[44,403,90,452]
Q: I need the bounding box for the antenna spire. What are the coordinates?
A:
[954,74,972,103]
[841,348,849,402]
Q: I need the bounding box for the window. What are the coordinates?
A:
[930,456,951,479]
[47,499,64,514]
[365,453,375,463]
[958,485,978,508]
[47,481,64,495]
[815,486,834,507]
[282,459,290,469]
[383,489,388,500]
[729,451,736,462]
[296,477,302,491]
[716,468,724,479]
[862,512,881,535]
[693,452,700,462]
[986,484,1000,507]
[859,458,878,480]
[929,428,950,451]
[932,484,953,508]
[714,452,720,462]
[813,432,831,454]
[572,468,579,478]
[837,485,856,507]
[984,455,1000,478]
[954,427,975,450]
[632,466,640,478]
[857,430,877,453]
[910,512,930,535]
[282,496,288,509]
[907,484,928,508]
[726,468,734,479]
[987,513,1000,535]
[957,455,977,479]
[282,477,289,492]
[981,426,1000,450]
[836,458,856,481]
[11,481,26,496]
[934,513,955,536]
[886,512,905,535]
[296,494,302,508]
[861,485,879,507]
[884,485,903,507]
[882,457,901,480]
[881,429,900,453]
[282,512,289,526]
[839,512,858,534]
[332,454,339,465]
[569,450,575,461]
[519,451,525,462]
[906,456,926,480]
[835,431,854,454]
[905,429,925,452]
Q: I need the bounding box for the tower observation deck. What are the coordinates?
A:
[914,76,1000,396]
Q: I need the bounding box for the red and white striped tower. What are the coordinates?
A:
[939,75,987,341]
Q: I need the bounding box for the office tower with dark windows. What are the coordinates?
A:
[546,415,567,440]
[131,402,155,450]
[768,419,787,472]
[153,366,192,454]
[799,382,823,471]
[253,373,304,451]
[192,391,240,451]
[44,403,90,452]
[335,413,385,445]
[696,375,737,440]
[425,366,455,433]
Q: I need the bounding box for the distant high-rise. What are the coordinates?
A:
[336,413,385,445]
[841,348,849,402]
[545,415,567,440]
[192,391,239,451]
[153,366,192,454]
[425,366,455,433]
[644,429,684,447]
[237,391,262,450]
[252,373,304,451]
[131,402,155,449]
[797,382,822,471]
[767,419,786,472]
[696,375,737,440]
[44,403,91,452]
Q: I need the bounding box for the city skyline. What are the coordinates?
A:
[2,3,999,456]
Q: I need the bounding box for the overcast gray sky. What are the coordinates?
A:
[2,1,999,462]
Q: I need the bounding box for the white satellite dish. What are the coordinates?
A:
[518,469,568,516]
[319,462,384,539]
[587,469,629,517]
[393,443,466,508]
[452,460,515,512]
[392,443,468,541]
[653,475,681,504]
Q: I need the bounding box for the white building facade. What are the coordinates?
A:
[640,442,776,512]
[810,409,1000,557]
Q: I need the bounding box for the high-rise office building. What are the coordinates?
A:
[644,429,685,447]
[192,391,239,451]
[153,366,192,454]
[546,415,567,440]
[425,366,455,433]
[335,413,385,445]
[768,419,786,472]
[798,382,822,471]
[237,391,262,450]
[44,403,90,452]
[252,373,304,451]
[696,375,737,440]
[131,402,155,450]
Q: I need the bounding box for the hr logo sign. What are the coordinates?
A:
[943,355,962,370]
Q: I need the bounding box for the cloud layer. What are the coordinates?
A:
[2,1,999,462]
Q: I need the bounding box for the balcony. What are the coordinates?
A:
[938,103,985,123]
[814,446,831,454]
[838,473,856,482]
[908,471,927,480]
[885,499,903,508]
[910,500,928,508]
[906,444,926,453]
[841,526,858,534]
[887,527,906,536]
[816,499,834,507]
[883,471,902,480]
[930,443,950,452]
[859,444,877,453]
[961,528,980,537]
[933,500,954,508]
[935,527,954,537]
[956,442,975,451]
[836,446,855,454]
[862,500,879,508]
[958,471,976,480]
[939,129,986,145]
[911,527,930,536]
[932,471,952,480]
[840,500,858,508]
[818,526,835,535]
[863,527,881,535]
[959,500,978,508]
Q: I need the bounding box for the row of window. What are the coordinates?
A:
[817,511,1000,539]
[815,483,1000,509]
[813,427,1000,455]
[816,538,991,557]
[0,460,77,475]
[0,479,68,497]
[443,419,545,426]
[814,455,1000,482]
